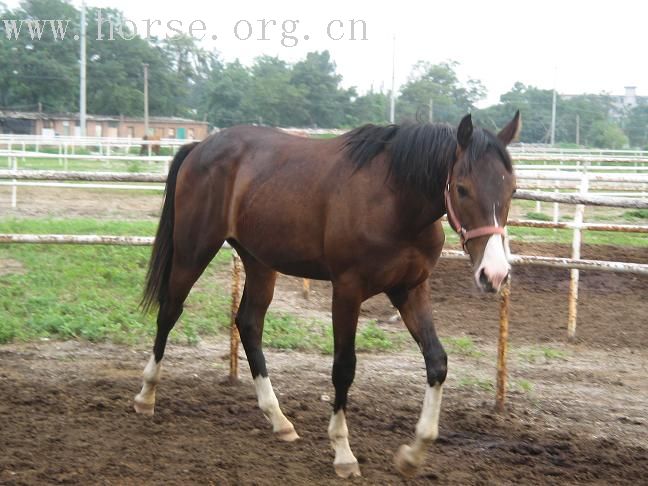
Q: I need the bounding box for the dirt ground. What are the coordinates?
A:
[1,187,648,484]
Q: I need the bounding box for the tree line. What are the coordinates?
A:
[2,0,647,149]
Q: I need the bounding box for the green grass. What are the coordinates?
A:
[457,376,494,391]
[514,379,534,394]
[0,218,230,344]
[2,155,167,173]
[525,211,553,221]
[0,217,405,352]
[623,209,648,220]
[441,336,483,358]
[262,314,403,354]
[516,346,567,364]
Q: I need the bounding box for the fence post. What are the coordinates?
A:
[11,156,17,209]
[64,143,68,171]
[553,167,560,228]
[229,251,242,383]
[495,230,512,412]
[7,139,12,168]
[567,164,589,340]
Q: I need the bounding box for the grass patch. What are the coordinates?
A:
[525,211,552,221]
[457,376,494,391]
[514,379,534,394]
[517,346,567,364]
[441,336,483,358]
[262,315,403,354]
[623,209,648,220]
[0,217,230,344]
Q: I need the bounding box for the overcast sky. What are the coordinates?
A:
[6,0,647,106]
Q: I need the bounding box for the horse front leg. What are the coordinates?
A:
[388,282,447,477]
[328,282,362,478]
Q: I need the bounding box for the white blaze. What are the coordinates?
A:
[475,207,510,291]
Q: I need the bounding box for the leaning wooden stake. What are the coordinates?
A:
[229,251,242,382]
[302,278,311,300]
[495,280,511,412]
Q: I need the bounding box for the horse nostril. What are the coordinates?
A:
[479,268,489,287]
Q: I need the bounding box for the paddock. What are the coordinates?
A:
[1,246,647,484]
[0,144,647,484]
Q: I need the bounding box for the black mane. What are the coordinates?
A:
[343,122,513,196]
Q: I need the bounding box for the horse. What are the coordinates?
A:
[140,134,161,156]
[134,112,520,478]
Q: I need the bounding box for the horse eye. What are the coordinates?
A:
[457,185,469,198]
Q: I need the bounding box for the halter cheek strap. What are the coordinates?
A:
[444,176,506,252]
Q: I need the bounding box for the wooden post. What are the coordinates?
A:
[567,167,589,340]
[302,278,310,300]
[229,251,242,382]
[495,280,511,412]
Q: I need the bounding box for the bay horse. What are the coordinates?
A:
[135,112,520,478]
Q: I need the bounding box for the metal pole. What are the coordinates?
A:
[229,251,242,382]
[143,63,150,137]
[567,165,589,340]
[389,35,396,123]
[428,98,433,123]
[79,1,87,137]
[550,88,557,146]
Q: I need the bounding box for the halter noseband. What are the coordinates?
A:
[444,174,506,252]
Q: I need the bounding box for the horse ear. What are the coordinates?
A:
[497,110,521,146]
[457,114,473,150]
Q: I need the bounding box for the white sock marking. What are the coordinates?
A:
[401,384,443,467]
[135,354,161,406]
[254,376,294,433]
[328,410,358,466]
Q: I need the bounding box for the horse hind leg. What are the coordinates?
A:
[134,245,220,415]
[236,251,299,441]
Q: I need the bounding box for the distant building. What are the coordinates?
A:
[0,111,210,139]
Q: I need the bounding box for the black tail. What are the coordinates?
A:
[141,142,199,312]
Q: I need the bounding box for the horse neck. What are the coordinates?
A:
[394,180,447,235]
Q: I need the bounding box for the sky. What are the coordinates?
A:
[6,0,648,107]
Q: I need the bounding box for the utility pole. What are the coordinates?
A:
[576,114,580,146]
[550,87,557,146]
[143,63,149,136]
[79,1,86,137]
[389,35,396,123]
[428,98,433,123]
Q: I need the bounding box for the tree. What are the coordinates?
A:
[348,90,389,125]
[291,51,354,127]
[587,120,628,149]
[625,103,648,149]
[397,61,486,124]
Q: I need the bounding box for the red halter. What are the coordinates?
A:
[444,175,506,252]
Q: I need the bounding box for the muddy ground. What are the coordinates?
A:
[1,187,647,484]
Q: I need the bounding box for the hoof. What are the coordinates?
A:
[275,427,300,442]
[334,462,361,479]
[394,445,420,478]
[133,396,155,416]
